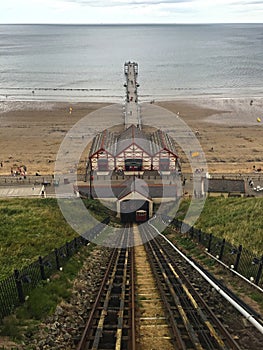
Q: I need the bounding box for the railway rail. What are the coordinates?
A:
[77,224,135,350]
[78,222,262,349]
[139,224,244,350]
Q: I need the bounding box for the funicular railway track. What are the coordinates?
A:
[77,224,135,350]
[77,221,262,350]
[139,224,242,350]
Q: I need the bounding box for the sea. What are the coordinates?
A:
[0,24,262,102]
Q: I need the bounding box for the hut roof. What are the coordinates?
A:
[117,177,151,200]
[76,183,178,199]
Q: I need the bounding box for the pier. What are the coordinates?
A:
[124,61,141,129]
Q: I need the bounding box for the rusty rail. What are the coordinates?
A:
[77,224,135,350]
[139,224,242,350]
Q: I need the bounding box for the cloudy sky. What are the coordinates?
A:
[1,0,262,24]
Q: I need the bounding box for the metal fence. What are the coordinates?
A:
[0,217,109,321]
[0,174,86,187]
[159,215,263,289]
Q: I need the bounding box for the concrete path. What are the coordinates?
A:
[0,185,43,198]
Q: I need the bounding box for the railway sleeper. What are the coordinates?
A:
[146,240,231,349]
[88,330,129,349]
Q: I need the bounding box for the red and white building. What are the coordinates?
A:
[87,125,180,174]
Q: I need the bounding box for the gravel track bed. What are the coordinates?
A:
[158,236,263,350]
[24,246,112,350]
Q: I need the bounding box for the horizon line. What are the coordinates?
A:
[1,22,262,25]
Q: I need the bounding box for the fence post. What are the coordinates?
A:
[198,230,202,243]
[190,227,194,239]
[39,256,46,280]
[74,237,78,251]
[255,256,263,285]
[207,234,212,253]
[234,245,242,271]
[55,248,60,270]
[66,242,70,257]
[14,269,25,303]
[219,238,225,260]
[180,221,184,233]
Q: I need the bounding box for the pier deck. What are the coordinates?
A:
[124,61,141,129]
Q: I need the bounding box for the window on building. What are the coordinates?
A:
[125,158,142,171]
[159,158,170,171]
[98,158,108,171]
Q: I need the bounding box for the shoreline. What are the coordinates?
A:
[0,97,262,176]
[1,93,263,103]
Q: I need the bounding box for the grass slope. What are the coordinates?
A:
[0,198,77,279]
[0,198,110,279]
[0,244,95,344]
[178,197,263,255]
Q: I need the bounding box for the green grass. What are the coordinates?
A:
[0,198,76,279]
[176,197,263,255]
[0,244,94,343]
[0,198,111,279]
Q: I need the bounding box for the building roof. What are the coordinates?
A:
[89,125,179,158]
[206,179,245,193]
[117,177,151,200]
[89,129,117,157]
[151,129,178,156]
[116,125,151,155]
[76,183,178,199]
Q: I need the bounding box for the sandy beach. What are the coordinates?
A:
[0,97,262,176]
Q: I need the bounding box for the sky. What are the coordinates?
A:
[1,0,262,24]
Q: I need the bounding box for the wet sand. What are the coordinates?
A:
[0,98,262,175]
[156,97,263,173]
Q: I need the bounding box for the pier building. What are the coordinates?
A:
[88,125,180,174]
